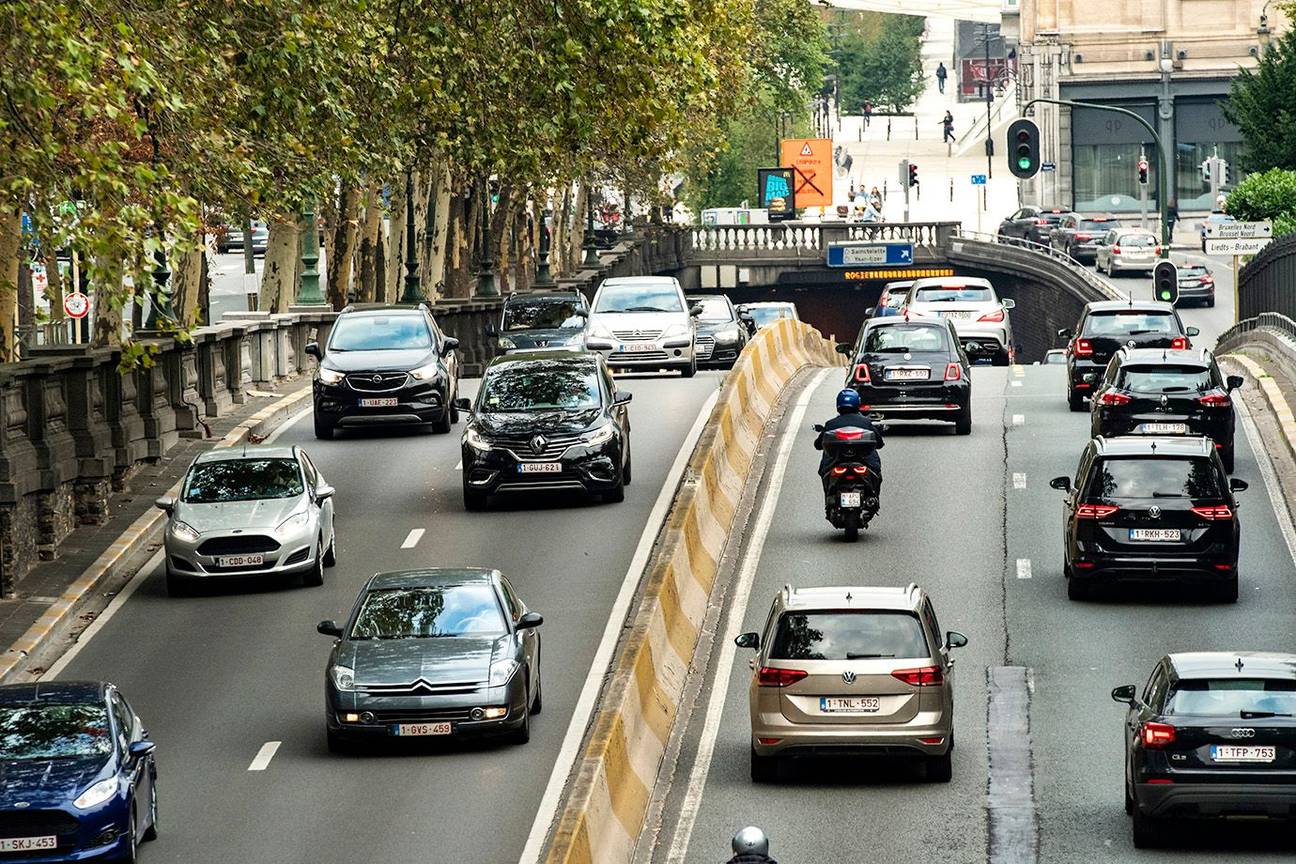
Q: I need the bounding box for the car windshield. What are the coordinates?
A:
[329,315,433,350]
[697,299,733,322]
[350,584,507,639]
[913,285,993,303]
[0,704,113,760]
[502,300,584,331]
[747,305,795,326]
[770,611,929,660]
[1087,457,1220,499]
[864,324,949,353]
[1118,365,1213,393]
[479,362,601,412]
[1079,219,1118,232]
[1165,678,1296,717]
[594,283,683,313]
[183,458,304,503]
[1118,234,1156,247]
[1083,312,1177,337]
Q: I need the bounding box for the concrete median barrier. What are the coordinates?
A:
[544,319,843,864]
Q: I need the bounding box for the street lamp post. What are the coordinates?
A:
[534,207,555,287]
[476,179,500,297]
[582,187,600,268]
[144,247,175,329]
[297,200,324,305]
[399,167,422,304]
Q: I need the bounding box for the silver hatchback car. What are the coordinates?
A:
[736,583,967,783]
[156,445,337,595]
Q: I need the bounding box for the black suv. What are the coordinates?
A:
[1050,436,1247,602]
[489,290,589,353]
[839,317,972,434]
[1050,213,1121,262]
[1059,301,1199,411]
[997,205,1068,246]
[692,294,751,369]
[307,304,460,439]
[1090,348,1243,471]
[457,350,631,509]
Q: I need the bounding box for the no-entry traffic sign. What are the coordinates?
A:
[63,291,90,319]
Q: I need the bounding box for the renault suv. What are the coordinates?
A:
[735,584,967,783]
[902,276,1015,365]
[584,276,699,376]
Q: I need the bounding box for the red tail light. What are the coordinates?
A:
[1198,392,1230,407]
[1112,245,1122,255]
[1075,232,1091,241]
[1036,217,1049,224]
[1096,391,1131,407]
[758,667,808,688]
[853,363,871,383]
[1154,245,1162,256]
[1200,275,1214,284]
[1076,503,1119,519]
[1142,722,1176,748]
[833,428,864,441]
[1171,336,1190,350]
[830,465,848,475]
[1073,338,1094,358]
[944,362,961,381]
[892,666,944,687]
[1191,505,1233,520]
[978,308,1005,322]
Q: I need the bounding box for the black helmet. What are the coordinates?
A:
[732,826,769,855]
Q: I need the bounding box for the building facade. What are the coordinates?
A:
[1005,0,1288,214]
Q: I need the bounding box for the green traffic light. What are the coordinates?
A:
[1017,157,1032,170]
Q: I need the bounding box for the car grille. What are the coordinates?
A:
[0,811,78,835]
[362,708,482,723]
[197,535,281,556]
[609,350,669,363]
[612,329,662,341]
[360,679,482,697]
[346,372,410,392]
[495,433,584,460]
[695,335,715,359]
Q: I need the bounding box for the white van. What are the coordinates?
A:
[585,277,700,377]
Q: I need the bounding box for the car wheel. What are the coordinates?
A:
[165,569,191,598]
[992,350,1010,367]
[1206,295,1215,308]
[1124,777,1134,815]
[1213,575,1239,603]
[955,405,972,436]
[463,482,489,512]
[302,539,325,587]
[1068,388,1085,412]
[680,358,697,379]
[1222,445,1235,474]
[313,411,334,440]
[622,447,632,486]
[1066,573,1090,601]
[925,749,953,783]
[843,512,859,543]
[750,745,778,783]
[323,531,337,568]
[449,389,461,424]
[122,807,139,864]
[531,656,543,715]
[431,408,452,434]
[141,779,158,841]
[510,691,532,745]
[326,728,353,755]
[1131,805,1163,849]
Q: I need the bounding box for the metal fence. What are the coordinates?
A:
[1215,311,1296,354]
[1238,232,1296,321]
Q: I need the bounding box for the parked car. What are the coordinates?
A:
[691,294,750,368]
[1176,262,1216,307]
[1095,229,1161,276]
[1050,213,1121,262]
[584,276,699,377]
[998,205,1068,246]
[490,290,588,352]
[216,221,268,255]
[1198,212,1236,252]
[739,301,800,330]
[902,276,1015,366]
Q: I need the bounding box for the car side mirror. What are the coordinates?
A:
[316,619,343,638]
[575,309,589,318]
[812,423,825,432]
[734,632,760,650]
[946,630,968,649]
[1049,476,1071,492]
[1057,328,1072,339]
[1226,375,1243,391]
[689,304,702,317]
[863,307,875,318]
[441,337,460,356]
[1002,298,1016,310]
[315,484,335,501]
[154,496,175,514]
[1230,478,1249,492]
[453,397,473,412]
[127,740,156,760]
[516,611,544,630]
[1111,684,1137,706]
[613,391,633,405]
[304,341,322,360]
[835,343,853,355]
[1186,327,1200,337]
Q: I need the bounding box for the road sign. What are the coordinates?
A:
[778,138,833,208]
[1040,162,1056,172]
[826,243,915,268]
[1205,237,1272,256]
[63,291,90,319]
[971,174,987,185]
[1205,220,1272,240]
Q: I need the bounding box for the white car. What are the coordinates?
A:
[902,277,1016,366]
[584,276,700,377]
[1094,228,1160,275]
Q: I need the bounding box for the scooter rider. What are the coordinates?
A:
[814,388,884,503]
[726,826,777,864]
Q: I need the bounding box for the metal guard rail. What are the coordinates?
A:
[1215,312,1296,353]
[950,227,1123,301]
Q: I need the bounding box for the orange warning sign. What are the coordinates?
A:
[779,138,833,208]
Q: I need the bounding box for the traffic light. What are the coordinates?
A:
[908,163,919,187]
[1137,158,1149,185]
[1220,160,1230,186]
[1006,119,1040,179]
[1201,159,1212,182]
[1153,260,1179,306]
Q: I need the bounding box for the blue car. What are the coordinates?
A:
[0,682,157,862]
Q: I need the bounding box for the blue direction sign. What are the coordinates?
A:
[971,174,987,185]
[826,242,914,268]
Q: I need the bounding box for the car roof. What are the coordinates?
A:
[600,276,678,288]
[505,291,583,303]
[1078,213,1119,220]
[883,280,915,290]
[910,276,993,290]
[487,349,597,368]
[692,294,730,302]
[339,304,427,315]
[1115,228,1157,236]
[193,445,298,464]
[778,583,923,612]
[1092,435,1214,457]
[1085,300,1175,314]
[0,681,108,705]
[1118,347,1210,366]
[1167,652,1296,680]
[866,316,946,330]
[366,568,498,591]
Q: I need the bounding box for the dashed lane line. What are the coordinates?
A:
[247,741,281,772]
[1012,414,1025,426]
[1016,559,1032,580]
[988,667,1039,864]
[1012,473,1026,490]
[401,529,425,549]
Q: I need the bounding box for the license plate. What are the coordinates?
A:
[359,397,398,407]
[840,492,862,508]
[621,342,657,352]
[1138,423,1187,434]
[1129,528,1181,542]
[1211,745,1276,763]
[820,696,880,713]
[0,837,58,852]
[939,310,971,319]
[216,554,264,567]
[393,722,451,736]
[518,462,562,473]
[886,368,930,381]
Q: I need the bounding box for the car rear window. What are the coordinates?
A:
[1079,219,1118,231]
[1118,234,1156,247]
[330,315,433,350]
[697,299,734,322]
[883,288,910,308]
[863,323,949,354]
[1086,457,1220,499]
[0,703,113,760]
[1117,365,1213,393]
[1178,266,1208,278]
[183,458,304,503]
[1082,311,1178,338]
[770,611,929,660]
[747,305,796,326]
[1164,678,1296,717]
[912,285,993,303]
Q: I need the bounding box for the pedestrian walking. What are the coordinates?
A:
[940,110,955,144]
[1166,201,1179,245]
[863,99,873,129]
[869,186,883,214]
[936,62,947,94]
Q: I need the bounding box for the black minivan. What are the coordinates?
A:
[1050,436,1247,602]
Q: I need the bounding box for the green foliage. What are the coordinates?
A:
[831,14,925,113]
[1226,168,1296,237]
[1224,28,1296,173]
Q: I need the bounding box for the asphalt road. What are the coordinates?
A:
[49,372,719,864]
[649,362,1296,863]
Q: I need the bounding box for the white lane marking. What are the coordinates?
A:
[401,529,425,549]
[265,406,312,444]
[247,741,281,771]
[1012,414,1025,426]
[1010,380,1023,387]
[663,368,833,864]
[1016,558,1033,580]
[1011,364,1024,377]
[454,460,462,471]
[988,666,1038,864]
[42,549,164,681]
[1236,396,1296,571]
[518,386,722,864]
[1012,472,1027,490]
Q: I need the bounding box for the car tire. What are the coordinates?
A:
[1206,295,1215,308]
[141,780,158,841]
[1222,445,1235,474]
[992,350,1011,367]
[302,539,325,587]
[1068,389,1085,412]
[955,405,972,436]
[531,658,543,715]
[750,746,778,783]
[510,692,532,745]
[1131,806,1163,849]
[323,532,337,568]
[449,389,461,424]
[431,408,452,434]
[463,482,489,512]
[1213,575,1239,603]
[925,749,953,783]
[1066,573,1091,601]
[122,807,139,864]
[843,512,859,543]
[165,569,191,598]
[680,358,697,379]
[1124,778,1134,815]
[622,448,632,486]
[313,412,334,440]
[326,728,353,755]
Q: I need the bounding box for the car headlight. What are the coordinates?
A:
[583,423,616,446]
[714,327,741,343]
[330,664,355,691]
[410,361,443,381]
[498,336,516,349]
[170,520,200,542]
[73,778,118,810]
[488,658,519,687]
[587,321,613,340]
[465,427,493,451]
[661,323,689,339]
[566,332,587,346]
[317,367,344,385]
[275,511,311,537]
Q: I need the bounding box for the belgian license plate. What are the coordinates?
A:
[518,462,562,474]
[0,837,58,852]
[359,397,398,407]
[840,492,862,508]
[820,697,880,713]
[1129,528,1181,542]
[940,310,971,319]
[886,368,929,381]
[1211,745,1275,763]
[1138,422,1187,434]
[622,342,656,352]
[216,554,264,567]
[394,722,451,737]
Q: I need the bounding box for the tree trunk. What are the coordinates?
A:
[444,190,469,299]
[551,186,569,278]
[356,181,381,303]
[0,208,19,361]
[260,217,299,313]
[568,184,589,273]
[91,256,122,349]
[170,245,204,327]
[491,184,514,292]
[385,179,407,303]
[374,215,388,304]
[197,248,210,326]
[422,158,452,299]
[328,182,361,309]
[44,247,65,321]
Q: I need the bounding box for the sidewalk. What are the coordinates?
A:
[0,382,313,681]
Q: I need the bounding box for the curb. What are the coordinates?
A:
[543,320,843,864]
[0,384,314,682]
[1222,353,1296,466]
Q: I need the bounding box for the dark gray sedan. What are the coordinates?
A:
[317,568,542,752]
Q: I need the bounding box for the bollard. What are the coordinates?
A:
[887,118,892,141]
[949,178,954,202]
[914,116,919,141]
